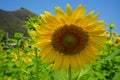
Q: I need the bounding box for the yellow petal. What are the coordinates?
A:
[42,47,57,64]
[55,6,65,16]
[66,4,72,16]
[45,11,61,26]
[84,46,99,60]
[54,54,63,70]
[74,4,86,18]
[34,25,54,36]
[76,53,86,69]
[40,14,47,23]
[72,5,86,24]
[33,42,50,49]
[40,45,52,58]
[95,24,106,30]
[34,38,51,43]
[73,4,82,15]
[74,54,83,68]
[55,7,68,24]
[80,50,91,64]
[34,18,58,33]
[85,20,104,31]
[89,40,105,50]
[89,35,107,44]
[70,55,79,70]
[88,13,99,25]
[62,55,70,70]
[79,11,94,27]
[86,10,94,17]
[39,18,47,24]
[37,30,53,36]
[88,29,105,34]
[45,11,59,22]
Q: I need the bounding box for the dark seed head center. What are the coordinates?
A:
[51,24,89,55]
[63,35,76,46]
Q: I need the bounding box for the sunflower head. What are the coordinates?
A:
[112,32,118,38]
[109,23,115,29]
[114,37,120,46]
[31,4,107,70]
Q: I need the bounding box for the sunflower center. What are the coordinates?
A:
[63,35,76,46]
[51,25,89,55]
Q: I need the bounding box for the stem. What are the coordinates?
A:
[77,72,81,80]
[17,40,20,60]
[109,28,112,39]
[108,28,113,67]
[35,48,39,79]
[67,65,71,80]
[108,28,112,55]
[16,40,20,80]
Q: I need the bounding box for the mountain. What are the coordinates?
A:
[0,7,37,37]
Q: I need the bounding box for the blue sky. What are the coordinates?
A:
[0,0,120,34]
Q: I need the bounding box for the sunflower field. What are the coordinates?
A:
[0,4,120,80]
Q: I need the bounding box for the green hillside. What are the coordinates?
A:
[0,8,37,37]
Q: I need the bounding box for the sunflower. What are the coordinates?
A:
[31,4,107,70]
[114,37,120,46]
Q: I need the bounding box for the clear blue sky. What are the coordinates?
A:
[0,0,120,35]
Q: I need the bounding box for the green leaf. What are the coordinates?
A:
[113,72,120,80]
[14,33,23,40]
[77,65,91,80]
[52,68,66,80]
[105,48,120,60]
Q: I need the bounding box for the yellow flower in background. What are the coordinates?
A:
[112,32,118,38]
[2,52,7,55]
[32,4,107,70]
[7,77,12,80]
[19,50,23,56]
[22,57,32,63]
[109,23,115,29]
[28,29,38,38]
[105,32,110,39]
[10,51,14,55]
[107,39,114,46]
[114,37,120,46]
[23,41,29,48]
[27,51,35,56]
[12,54,18,62]
[11,51,18,61]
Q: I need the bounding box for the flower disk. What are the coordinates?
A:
[32,4,107,70]
[51,25,88,55]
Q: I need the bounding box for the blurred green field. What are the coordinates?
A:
[0,19,120,80]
